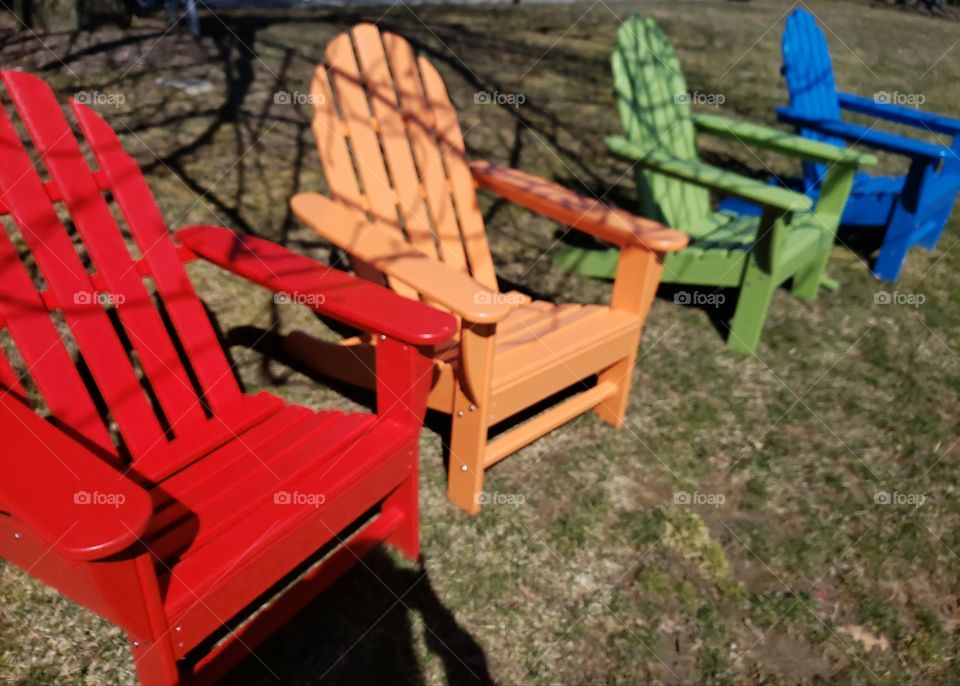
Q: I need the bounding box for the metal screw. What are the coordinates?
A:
[380,334,387,341]
[13,532,21,540]
[456,410,464,417]
[175,626,182,632]
[132,641,140,648]
[469,405,476,412]
[460,465,468,472]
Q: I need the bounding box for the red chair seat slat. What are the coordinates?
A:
[148,410,375,562]
[158,417,416,656]
[132,391,286,483]
[144,404,325,551]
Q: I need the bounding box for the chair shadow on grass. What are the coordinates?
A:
[221,549,494,686]
[199,324,496,685]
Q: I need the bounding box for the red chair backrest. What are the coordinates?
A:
[0,71,242,463]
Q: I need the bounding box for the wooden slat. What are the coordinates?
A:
[310,65,366,215]
[495,300,554,336]
[144,405,314,560]
[612,16,710,230]
[0,236,114,454]
[4,72,206,435]
[0,97,162,457]
[497,303,607,353]
[435,299,553,365]
[0,176,110,216]
[353,24,441,261]
[157,413,398,607]
[484,381,617,468]
[162,432,413,657]
[152,406,322,516]
[382,30,472,273]
[327,34,401,236]
[490,323,639,423]
[309,66,387,286]
[133,392,286,483]
[150,412,368,561]
[781,9,845,188]
[146,407,339,562]
[325,32,421,300]
[70,99,241,416]
[417,55,498,288]
[493,307,634,389]
[783,9,841,125]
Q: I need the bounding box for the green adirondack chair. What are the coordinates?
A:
[554,15,874,354]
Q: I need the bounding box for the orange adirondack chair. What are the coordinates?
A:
[0,71,455,685]
[286,24,688,514]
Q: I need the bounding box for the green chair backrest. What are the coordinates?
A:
[612,15,711,230]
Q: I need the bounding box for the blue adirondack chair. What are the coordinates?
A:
[776,7,960,281]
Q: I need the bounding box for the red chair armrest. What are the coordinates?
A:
[0,394,152,561]
[176,225,457,346]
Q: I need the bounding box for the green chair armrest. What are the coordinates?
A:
[691,113,876,167]
[605,136,813,213]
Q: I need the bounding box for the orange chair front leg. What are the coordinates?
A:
[595,246,666,428]
[446,322,496,514]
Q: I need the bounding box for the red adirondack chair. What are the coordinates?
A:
[0,71,455,686]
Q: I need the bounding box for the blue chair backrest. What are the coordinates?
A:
[782,8,845,187]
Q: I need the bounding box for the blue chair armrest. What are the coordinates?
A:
[837,92,960,137]
[777,107,950,161]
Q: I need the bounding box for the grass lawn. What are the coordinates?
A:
[1,0,959,683]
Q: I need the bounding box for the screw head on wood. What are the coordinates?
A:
[469,405,476,412]
[380,334,387,341]
[460,465,468,472]
[456,410,464,417]
[13,532,21,540]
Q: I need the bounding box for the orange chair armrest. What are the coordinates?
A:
[290,193,513,324]
[469,160,687,252]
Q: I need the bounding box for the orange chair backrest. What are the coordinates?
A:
[311,24,498,298]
